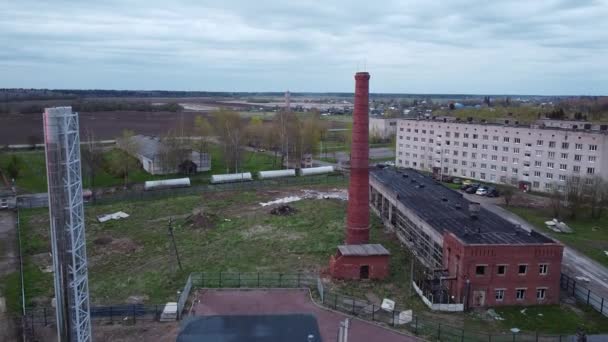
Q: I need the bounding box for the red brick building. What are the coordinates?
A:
[329,244,390,280]
[443,233,563,307]
[370,167,564,309]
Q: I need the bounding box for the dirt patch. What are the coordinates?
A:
[110,238,141,254]
[511,192,550,209]
[270,204,298,216]
[94,235,114,245]
[92,236,141,255]
[184,211,217,230]
[30,321,180,342]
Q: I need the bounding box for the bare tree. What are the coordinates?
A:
[193,115,212,153]
[114,129,140,188]
[500,186,515,206]
[564,176,585,219]
[212,109,245,173]
[81,130,104,192]
[159,129,190,174]
[549,183,563,219]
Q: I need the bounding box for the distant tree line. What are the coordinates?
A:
[5,101,183,114]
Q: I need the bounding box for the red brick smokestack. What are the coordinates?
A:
[346,72,371,244]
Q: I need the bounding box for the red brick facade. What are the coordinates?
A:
[443,233,564,307]
[329,253,390,280]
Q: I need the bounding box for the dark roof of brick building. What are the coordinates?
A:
[370,167,557,245]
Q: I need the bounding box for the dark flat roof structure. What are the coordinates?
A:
[371,167,557,245]
[178,314,322,342]
[337,244,390,256]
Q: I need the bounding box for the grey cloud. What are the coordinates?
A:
[0,0,606,94]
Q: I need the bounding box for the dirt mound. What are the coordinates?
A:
[93,235,113,245]
[270,205,298,216]
[110,238,140,254]
[92,235,141,255]
[185,211,217,230]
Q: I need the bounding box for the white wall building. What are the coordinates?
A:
[370,117,398,140]
[396,119,608,192]
[119,135,211,175]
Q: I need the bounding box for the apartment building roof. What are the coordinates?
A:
[400,117,608,134]
[370,167,557,245]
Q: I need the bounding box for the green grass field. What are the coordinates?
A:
[11,187,607,334]
[0,145,277,193]
[507,206,608,268]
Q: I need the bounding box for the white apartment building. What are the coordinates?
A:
[369,117,398,140]
[396,119,608,192]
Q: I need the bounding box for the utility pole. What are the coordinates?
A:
[168,217,183,272]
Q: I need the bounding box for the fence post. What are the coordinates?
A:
[414,316,418,335]
[155,305,159,320]
[219,272,222,288]
[352,299,356,315]
[279,273,283,287]
[110,306,113,323]
[298,272,301,287]
[535,331,539,342]
[43,308,47,326]
[438,323,441,341]
[238,273,241,288]
[371,304,375,321]
[587,289,591,304]
[392,310,396,326]
[461,328,465,342]
[334,294,338,310]
[257,272,260,287]
[601,298,604,314]
[132,305,136,323]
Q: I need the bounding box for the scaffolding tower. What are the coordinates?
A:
[43,107,92,342]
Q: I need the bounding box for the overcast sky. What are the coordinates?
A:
[1,0,607,95]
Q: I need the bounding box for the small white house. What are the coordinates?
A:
[118,135,211,175]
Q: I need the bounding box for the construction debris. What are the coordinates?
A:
[97,211,129,223]
[545,219,573,233]
[260,189,348,207]
[160,302,178,322]
[381,298,395,311]
[396,310,413,324]
[486,309,504,321]
[270,205,298,216]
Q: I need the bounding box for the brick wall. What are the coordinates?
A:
[443,232,563,307]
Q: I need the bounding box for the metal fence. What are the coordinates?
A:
[560,273,607,317]
[190,271,317,289]
[18,271,597,341]
[188,272,577,342]
[16,173,347,208]
[23,304,168,335]
[319,291,574,342]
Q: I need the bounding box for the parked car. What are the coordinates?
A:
[452,178,462,184]
[486,187,500,197]
[465,183,480,194]
[475,187,488,196]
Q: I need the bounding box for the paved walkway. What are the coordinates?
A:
[192,289,419,342]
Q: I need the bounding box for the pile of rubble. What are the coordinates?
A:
[270,204,298,216]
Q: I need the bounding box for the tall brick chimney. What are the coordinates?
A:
[329,71,390,280]
[346,72,371,244]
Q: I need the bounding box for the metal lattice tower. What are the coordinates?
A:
[43,107,92,342]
